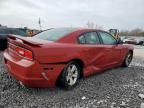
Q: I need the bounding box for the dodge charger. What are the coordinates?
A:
[3,28,134,89]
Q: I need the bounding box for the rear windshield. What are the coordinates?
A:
[34,28,76,41]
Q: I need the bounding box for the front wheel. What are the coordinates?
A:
[122,51,133,67]
[139,41,144,46]
[59,61,80,90]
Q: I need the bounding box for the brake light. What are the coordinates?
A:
[15,47,25,56]
[15,47,33,60]
[24,50,33,60]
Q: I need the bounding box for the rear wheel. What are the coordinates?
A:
[122,51,133,67]
[59,61,80,90]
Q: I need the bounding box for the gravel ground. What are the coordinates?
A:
[0,46,144,108]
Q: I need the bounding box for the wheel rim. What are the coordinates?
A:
[66,64,78,86]
[126,53,132,66]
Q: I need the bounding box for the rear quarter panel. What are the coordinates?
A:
[33,43,87,64]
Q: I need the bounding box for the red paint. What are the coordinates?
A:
[3,29,134,88]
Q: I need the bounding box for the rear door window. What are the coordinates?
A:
[85,32,100,44]
[78,35,85,44]
[78,32,100,44]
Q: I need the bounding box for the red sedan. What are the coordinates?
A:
[3,28,134,89]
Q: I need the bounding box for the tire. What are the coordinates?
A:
[142,42,144,46]
[122,51,133,67]
[0,39,7,50]
[139,41,144,46]
[59,61,80,90]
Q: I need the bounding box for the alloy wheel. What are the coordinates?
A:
[66,64,79,86]
[125,52,133,66]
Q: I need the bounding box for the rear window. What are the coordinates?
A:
[34,28,76,41]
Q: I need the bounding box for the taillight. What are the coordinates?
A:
[15,47,33,60]
[15,47,25,56]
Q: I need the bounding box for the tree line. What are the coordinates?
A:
[86,22,144,37]
[120,28,144,36]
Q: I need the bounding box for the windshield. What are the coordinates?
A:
[34,28,77,41]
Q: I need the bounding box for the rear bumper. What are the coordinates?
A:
[3,50,65,88]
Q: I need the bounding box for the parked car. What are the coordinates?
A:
[123,37,144,45]
[3,28,134,89]
[0,28,27,50]
[120,36,128,41]
[123,38,137,44]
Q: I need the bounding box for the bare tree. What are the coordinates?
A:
[86,22,103,30]
[120,28,144,36]
[86,21,94,29]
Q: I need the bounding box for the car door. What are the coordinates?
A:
[97,31,122,68]
[78,32,109,75]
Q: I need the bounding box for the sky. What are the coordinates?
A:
[0,0,144,30]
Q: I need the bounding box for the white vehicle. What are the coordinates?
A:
[123,37,144,45]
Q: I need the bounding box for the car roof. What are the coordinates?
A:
[45,27,102,32]
[54,27,106,43]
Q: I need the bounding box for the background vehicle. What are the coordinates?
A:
[123,38,137,44]
[123,37,144,45]
[4,28,134,89]
[109,29,144,46]
[0,28,27,50]
[120,36,128,41]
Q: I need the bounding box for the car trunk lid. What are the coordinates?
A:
[7,34,50,61]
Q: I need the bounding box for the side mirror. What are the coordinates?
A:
[116,38,123,44]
